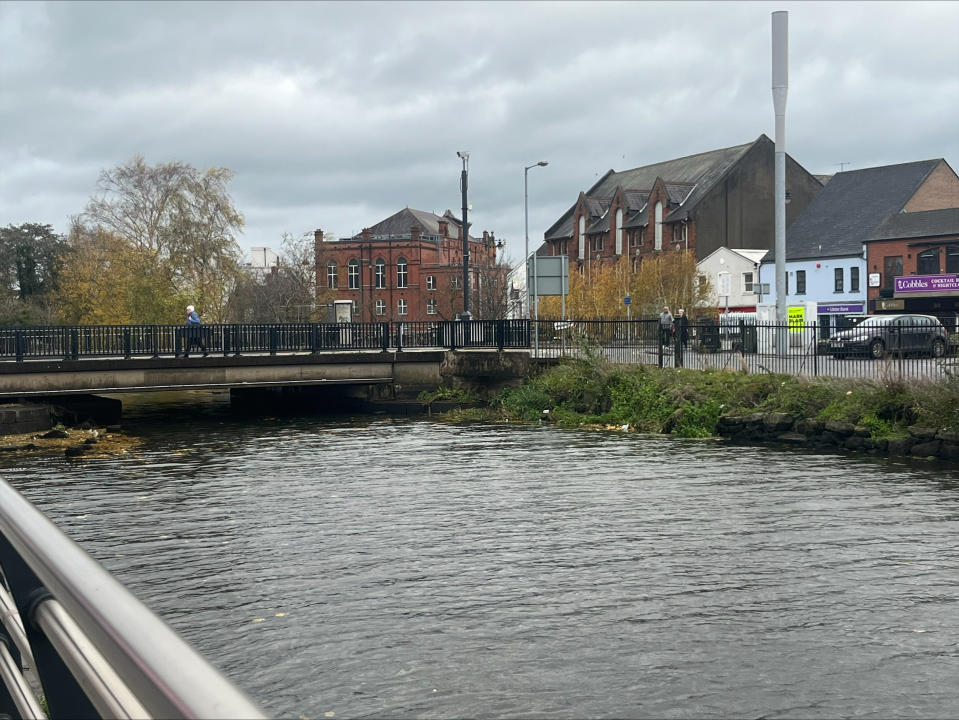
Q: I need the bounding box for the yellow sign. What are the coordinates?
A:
[788,305,805,332]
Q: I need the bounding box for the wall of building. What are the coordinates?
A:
[315,229,500,322]
[697,249,760,311]
[903,161,959,212]
[759,256,868,333]
[693,141,822,261]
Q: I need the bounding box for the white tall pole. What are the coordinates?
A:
[525,168,530,320]
[772,10,789,356]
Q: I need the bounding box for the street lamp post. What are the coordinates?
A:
[457,151,471,320]
[524,161,548,321]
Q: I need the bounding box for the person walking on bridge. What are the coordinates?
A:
[184,304,208,357]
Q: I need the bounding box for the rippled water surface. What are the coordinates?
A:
[4,391,959,719]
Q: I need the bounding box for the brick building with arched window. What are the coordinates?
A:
[314,207,504,322]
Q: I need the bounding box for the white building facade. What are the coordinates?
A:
[757,254,868,336]
[696,247,767,314]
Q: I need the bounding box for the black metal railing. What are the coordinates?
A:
[530,318,959,381]
[2,319,956,381]
[0,320,533,361]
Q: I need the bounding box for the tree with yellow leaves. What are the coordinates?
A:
[539,251,710,320]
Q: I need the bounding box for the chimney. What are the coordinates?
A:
[438,220,448,238]
[411,225,420,240]
[361,227,372,242]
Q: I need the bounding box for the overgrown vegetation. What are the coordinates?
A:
[474,355,959,441]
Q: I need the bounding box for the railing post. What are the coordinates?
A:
[496,319,505,352]
[813,322,819,376]
[70,329,79,361]
[0,535,100,718]
[14,331,24,363]
[380,323,389,351]
[395,322,404,352]
[658,332,664,368]
[269,326,277,356]
[448,321,457,351]
[123,329,131,359]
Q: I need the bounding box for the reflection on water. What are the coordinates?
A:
[4,391,959,719]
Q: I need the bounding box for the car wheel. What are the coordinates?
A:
[869,338,885,359]
[931,338,946,358]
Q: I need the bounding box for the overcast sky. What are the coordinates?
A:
[2,1,957,266]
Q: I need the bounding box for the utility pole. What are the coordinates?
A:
[457,151,471,319]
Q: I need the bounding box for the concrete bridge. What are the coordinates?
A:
[0,349,532,399]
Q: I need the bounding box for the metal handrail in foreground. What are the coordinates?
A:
[0,479,265,719]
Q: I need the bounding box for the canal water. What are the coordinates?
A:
[4,391,959,719]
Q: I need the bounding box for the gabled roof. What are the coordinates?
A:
[544,135,768,240]
[698,246,768,267]
[764,159,944,262]
[866,207,959,242]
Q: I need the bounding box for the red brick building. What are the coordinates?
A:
[542,134,822,270]
[314,208,503,322]
[864,206,959,325]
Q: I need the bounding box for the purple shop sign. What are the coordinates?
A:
[818,303,864,314]
[894,274,959,293]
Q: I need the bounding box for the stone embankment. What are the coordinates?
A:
[717,412,959,461]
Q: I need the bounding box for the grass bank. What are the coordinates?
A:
[453,353,959,446]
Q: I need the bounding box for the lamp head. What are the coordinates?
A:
[457,151,470,160]
[537,161,548,167]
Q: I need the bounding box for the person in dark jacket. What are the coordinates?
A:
[676,308,690,348]
[184,304,208,357]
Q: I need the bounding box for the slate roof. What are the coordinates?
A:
[624,206,649,229]
[763,159,944,262]
[351,207,479,242]
[866,207,959,242]
[625,191,649,211]
[545,135,766,240]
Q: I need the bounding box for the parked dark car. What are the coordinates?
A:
[828,313,948,359]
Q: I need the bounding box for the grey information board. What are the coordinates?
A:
[527,255,569,296]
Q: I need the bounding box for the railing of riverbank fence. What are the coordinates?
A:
[0,478,265,719]
[1,319,956,382]
[529,319,959,382]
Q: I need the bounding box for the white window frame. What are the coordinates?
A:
[374,299,386,316]
[426,297,437,315]
[327,261,338,289]
[348,259,359,290]
[374,259,386,289]
[397,258,408,288]
[654,202,663,250]
[426,275,436,290]
[397,298,408,315]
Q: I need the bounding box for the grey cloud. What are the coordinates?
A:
[0,1,956,263]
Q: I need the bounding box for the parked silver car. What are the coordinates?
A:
[828,313,948,359]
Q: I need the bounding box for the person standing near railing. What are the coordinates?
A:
[659,306,674,347]
[184,304,208,357]
[676,308,690,349]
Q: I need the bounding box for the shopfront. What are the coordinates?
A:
[892,273,959,331]
[817,301,866,339]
